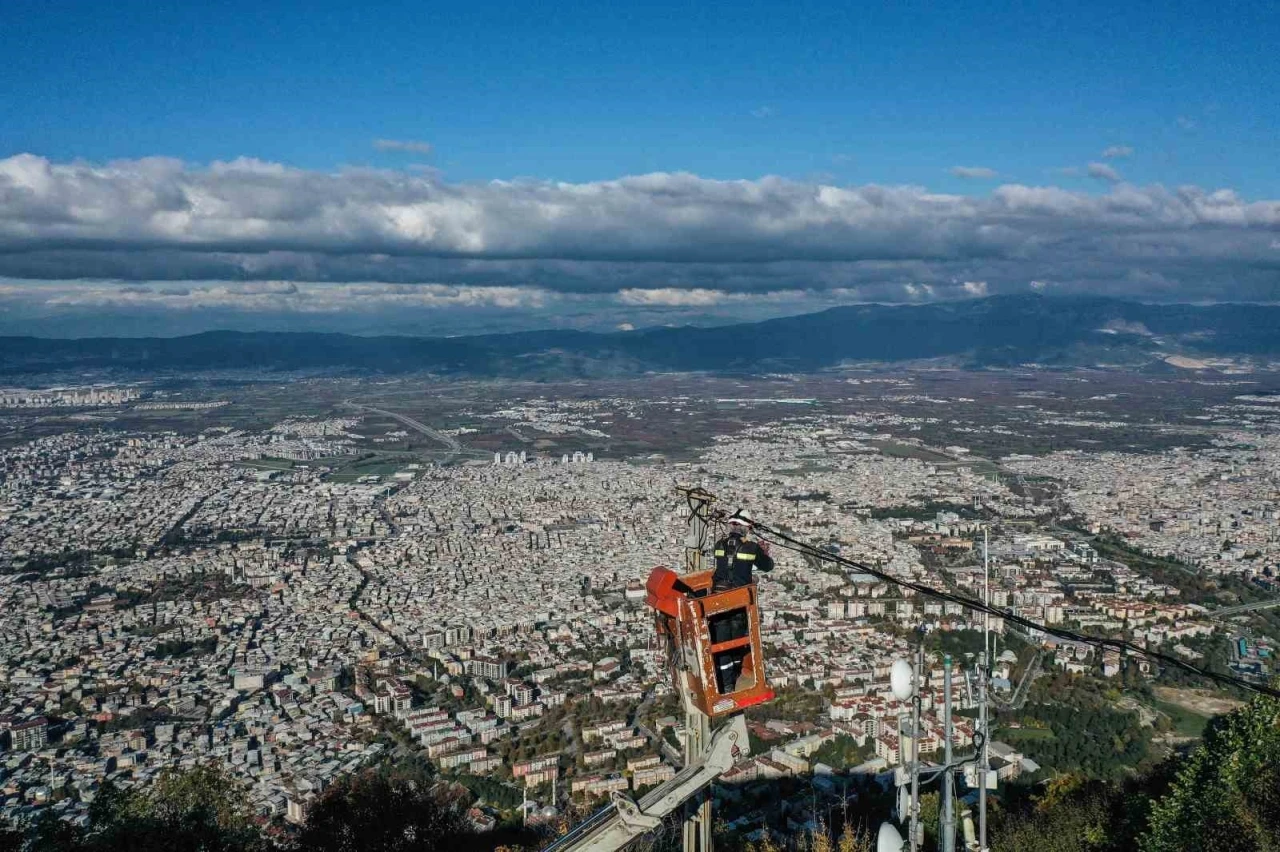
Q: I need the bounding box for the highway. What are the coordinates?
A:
[1003,649,1042,710]
[1209,598,1280,618]
[343,401,462,458]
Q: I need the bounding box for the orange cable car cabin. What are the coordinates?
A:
[645,565,775,719]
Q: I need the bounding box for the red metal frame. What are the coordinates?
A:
[646,565,776,719]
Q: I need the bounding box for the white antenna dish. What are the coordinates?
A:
[877,822,905,852]
[897,784,910,822]
[890,658,915,701]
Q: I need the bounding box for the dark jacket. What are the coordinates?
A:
[712,532,774,590]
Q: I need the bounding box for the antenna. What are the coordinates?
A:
[977,652,990,852]
[941,655,956,852]
[877,822,905,852]
[980,526,991,852]
[890,659,914,702]
[892,634,924,852]
[886,651,915,848]
[674,485,715,852]
[983,527,991,676]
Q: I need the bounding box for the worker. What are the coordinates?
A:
[711,510,774,591]
[710,510,774,694]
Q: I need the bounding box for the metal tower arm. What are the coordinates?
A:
[543,714,749,852]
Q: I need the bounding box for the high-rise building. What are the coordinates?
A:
[11,717,48,752]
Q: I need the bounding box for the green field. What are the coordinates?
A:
[350,461,405,475]
[320,453,418,482]
[998,726,1057,742]
[1152,699,1211,738]
[870,439,955,463]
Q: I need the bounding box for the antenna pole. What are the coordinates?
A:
[676,486,715,852]
[677,485,714,574]
[909,637,923,852]
[983,527,991,673]
[978,652,989,852]
[980,526,990,851]
[942,655,956,852]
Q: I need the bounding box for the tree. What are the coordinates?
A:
[746,828,782,852]
[1141,695,1280,852]
[989,775,1127,852]
[293,766,474,852]
[25,810,87,852]
[988,696,1280,852]
[25,765,266,852]
[836,824,872,852]
[810,735,872,770]
[796,821,873,852]
[0,815,21,852]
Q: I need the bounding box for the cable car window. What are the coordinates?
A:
[713,647,748,694]
[708,608,749,644]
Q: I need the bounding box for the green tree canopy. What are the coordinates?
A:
[26,764,266,852]
[1142,695,1280,852]
[292,766,473,852]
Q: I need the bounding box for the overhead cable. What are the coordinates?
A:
[698,499,1280,700]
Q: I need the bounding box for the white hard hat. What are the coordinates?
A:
[728,510,753,528]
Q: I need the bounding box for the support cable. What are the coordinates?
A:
[684,497,1280,700]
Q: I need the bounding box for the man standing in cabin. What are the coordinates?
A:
[710,510,774,694]
[712,510,775,591]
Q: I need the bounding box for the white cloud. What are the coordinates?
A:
[1086,162,1122,183]
[9,153,1277,265]
[614,287,852,309]
[1100,319,1153,336]
[903,283,937,301]
[5,280,551,313]
[949,166,998,180]
[618,288,727,307]
[2,154,1280,307]
[373,138,434,155]
[961,281,988,297]
[1102,145,1133,159]
[615,288,809,307]
[1177,116,1197,130]
[750,106,774,119]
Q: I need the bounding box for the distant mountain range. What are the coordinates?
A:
[3,295,1280,377]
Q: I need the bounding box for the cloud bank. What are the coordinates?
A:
[0,153,1278,334]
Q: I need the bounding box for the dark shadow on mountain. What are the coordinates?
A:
[4,295,1280,378]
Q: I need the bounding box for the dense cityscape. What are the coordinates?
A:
[5,1,1279,847]
[0,373,1276,849]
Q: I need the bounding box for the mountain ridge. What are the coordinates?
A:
[3,294,1279,377]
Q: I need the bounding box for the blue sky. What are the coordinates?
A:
[0,0,1278,335]
[5,0,1277,191]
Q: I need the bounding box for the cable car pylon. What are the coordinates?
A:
[544,486,772,852]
